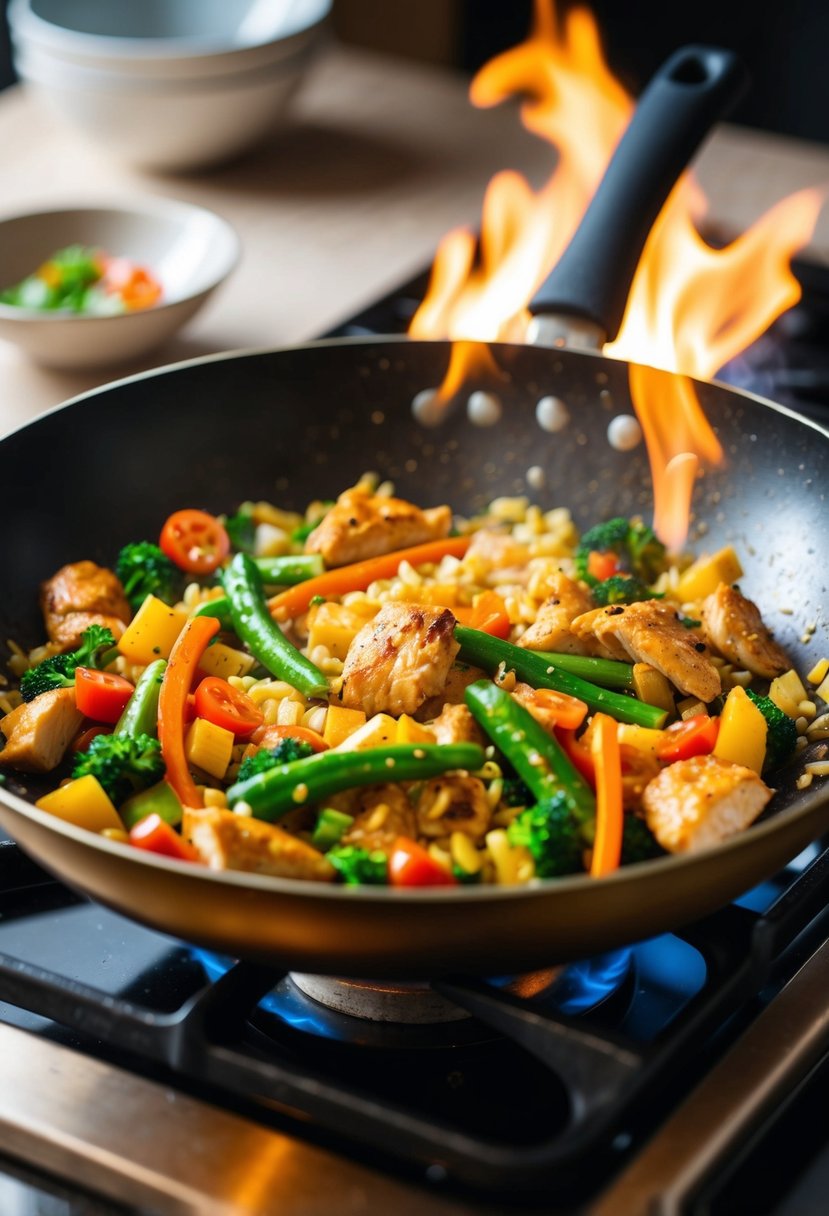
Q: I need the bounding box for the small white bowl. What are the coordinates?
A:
[8,0,330,168]
[0,200,239,369]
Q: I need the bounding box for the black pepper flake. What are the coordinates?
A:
[694,642,707,653]
[606,606,625,616]
[349,517,358,527]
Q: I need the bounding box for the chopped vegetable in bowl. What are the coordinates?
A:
[1,476,823,887]
[0,244,162,315]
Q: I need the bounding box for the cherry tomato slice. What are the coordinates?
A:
[587,551,620,581]
[74,668,135,724]
[388,837,457,887]
[160,509,230,575]
[555,727,597,788]
[656,715,720,763]
[129,814,199,862]
[194,677,264,738]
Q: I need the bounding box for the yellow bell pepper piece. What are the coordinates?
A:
[322,704,367,748]
[36,775,122,833]
[333,713,398,752]
[184,717,234,779]
[675,546,743,603]
[307,601,377,661]
[713,686,767,774]
[197,641,256,680]
[117,595,189,667]
[396,714,435,745]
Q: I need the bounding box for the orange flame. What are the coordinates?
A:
[410,1,824,546]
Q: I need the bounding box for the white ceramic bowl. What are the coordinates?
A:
[0,200,239,369]
[8,0,330,168]
[8,0,331,79]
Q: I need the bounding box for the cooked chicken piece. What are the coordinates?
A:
[619,747,662,812]
[572,600,721,703]
[429,703,485,746]
[643,754,772,853]
[304,486,451,567]
[417,662,487,721]
[701,582,789,679]
[517,571,601,656]
[0,688,84,773]
[415,774,491,840]
[186,807,334,880]
[341,783,417,853]
[41,560,131,652]
[340,603,459,717]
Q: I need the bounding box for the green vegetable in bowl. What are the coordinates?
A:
[0,245,162,315]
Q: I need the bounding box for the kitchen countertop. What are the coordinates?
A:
[0,42,828,438]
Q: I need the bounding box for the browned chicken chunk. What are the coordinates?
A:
[518,571,600,655]
[341,784,417,853]
[41,560,132,652]
[642,754,772,853]
[186,807,335,880]
[701,583,789,679]
[0,688,84,773]
[572,600,721,703]
[304,486,451,567]
[340,603,460,717]
[417,662,487,721]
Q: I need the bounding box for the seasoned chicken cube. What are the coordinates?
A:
[417,662,487,721]
[186,807,334,880]
[518,571,601,655]
[0,688,84,773]
[429,703,485,747]
[41,560,132,652]
[340,603,460,717]
[341,784,417,853]
[701,583,789,679]
[642,754,772,853]
[572,600,721,703]
[304,486,451,567]
[415,774,491,840]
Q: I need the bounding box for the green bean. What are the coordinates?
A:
[227,742,485,821]
[454,625,667,729]
[223,553,329,698]
[114,659,166,738]
[534,651,635,691]
[464,681,595,830]
[193,556,326,631]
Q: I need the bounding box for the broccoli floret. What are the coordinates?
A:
[236,736,315,782]
[507,791,584,878]
[72,732,164,805]
[20,624,116,702]
[592,575,657,606]
[576,517,666,585]
[115,541,179,611]
[223,509,256,554]
[502,776,533,807]
[327,845,389,885]
[745,689,798,771]
[621,816,664,865]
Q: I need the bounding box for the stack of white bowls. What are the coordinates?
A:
[8,0,332,170]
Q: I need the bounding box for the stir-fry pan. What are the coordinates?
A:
[0,48,827,979]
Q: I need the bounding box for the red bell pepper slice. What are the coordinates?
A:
[555,727,596,788]
[129,813,198,862]
[656,715,720,763]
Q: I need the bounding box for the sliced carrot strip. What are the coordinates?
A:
[268,536,471,619]
[158,615,219,809]
[589,713,624,877]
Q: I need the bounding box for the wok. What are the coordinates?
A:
[0,50,827,979]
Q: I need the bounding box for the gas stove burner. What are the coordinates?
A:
[289,974,473,1023]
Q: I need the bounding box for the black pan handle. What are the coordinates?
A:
[528,45,748,346]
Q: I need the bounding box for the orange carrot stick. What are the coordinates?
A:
[158,615,219,809]
[268,536,472,619]
[589,713,624,877]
